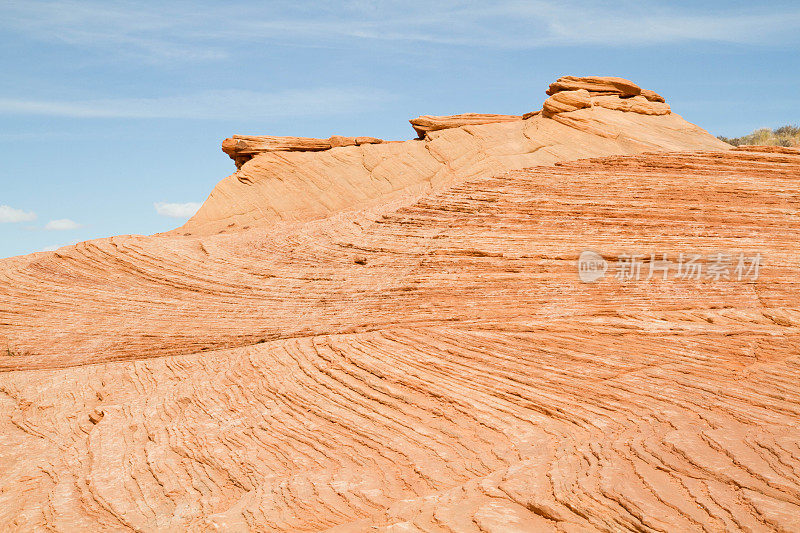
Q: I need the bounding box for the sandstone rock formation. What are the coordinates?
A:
[222,134,386,168]
[590,94,670,115]
[541,88,592,117]
[541,76,671,119]
[546,75,641,96]
[409,113,522,137]
[180,77,723,236]
[3,77,798,532]
[733,144,800,155]
[641,88,666,102]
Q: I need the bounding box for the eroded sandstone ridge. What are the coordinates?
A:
[408,113,522,137]
[222,134,386,168]
[3,77,800,532]
[185,76,727,235]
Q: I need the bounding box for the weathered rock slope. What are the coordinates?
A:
[2,147,800,531]
[179,76,728,236]
[2,78,799,532]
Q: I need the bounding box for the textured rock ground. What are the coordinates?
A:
[2,78,799,532]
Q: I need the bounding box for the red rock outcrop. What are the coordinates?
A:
[2,149,800,531]
[541,77,671,120]
[409,113,522,137]
[222,134,386,168]
[541,88,592,117]
[546,75,641,96]
[733,144,800,155]
[590,94,671,115]
[4,76,797,532]
[641,88,666,102]
[182,77,724,236]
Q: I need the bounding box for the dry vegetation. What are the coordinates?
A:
[719,124,800,147]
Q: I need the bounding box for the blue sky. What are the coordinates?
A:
[1,1,798,258]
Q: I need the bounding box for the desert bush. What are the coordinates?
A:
[718,124,800,147]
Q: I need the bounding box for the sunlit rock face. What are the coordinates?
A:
[3,78,800,532]
[180,76,727,236]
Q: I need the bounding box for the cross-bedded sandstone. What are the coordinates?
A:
[1,78,798,532]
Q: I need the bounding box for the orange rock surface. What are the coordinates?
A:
[2,78,800,532]
[222,134,386,168]
[408,113,522,137]
[546,75,642,96]
[641,88,666,103]
[180,79,726,236]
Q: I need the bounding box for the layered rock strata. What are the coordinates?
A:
[189,76,725,236]
[541,76,671,119]
[6,76,795,532]
[1,149,800,531]
[408,113,522,137]
[546,75,642,96]
[222,134,386,168]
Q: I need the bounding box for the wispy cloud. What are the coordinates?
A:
[44,218,82,231]
[0,205,37,223]
[39,240,79,252]
[0,88,392,119]
[1,0,798,62]
[0,1,228,62]
[155,202,201,218]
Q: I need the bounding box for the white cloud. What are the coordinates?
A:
[0,205,37,223]
[0,88,392,119]
[0,2,796,121]
[154,202,202,218]
[39,240,79,252]
[0,0,797,60]
[44,218,82,231]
